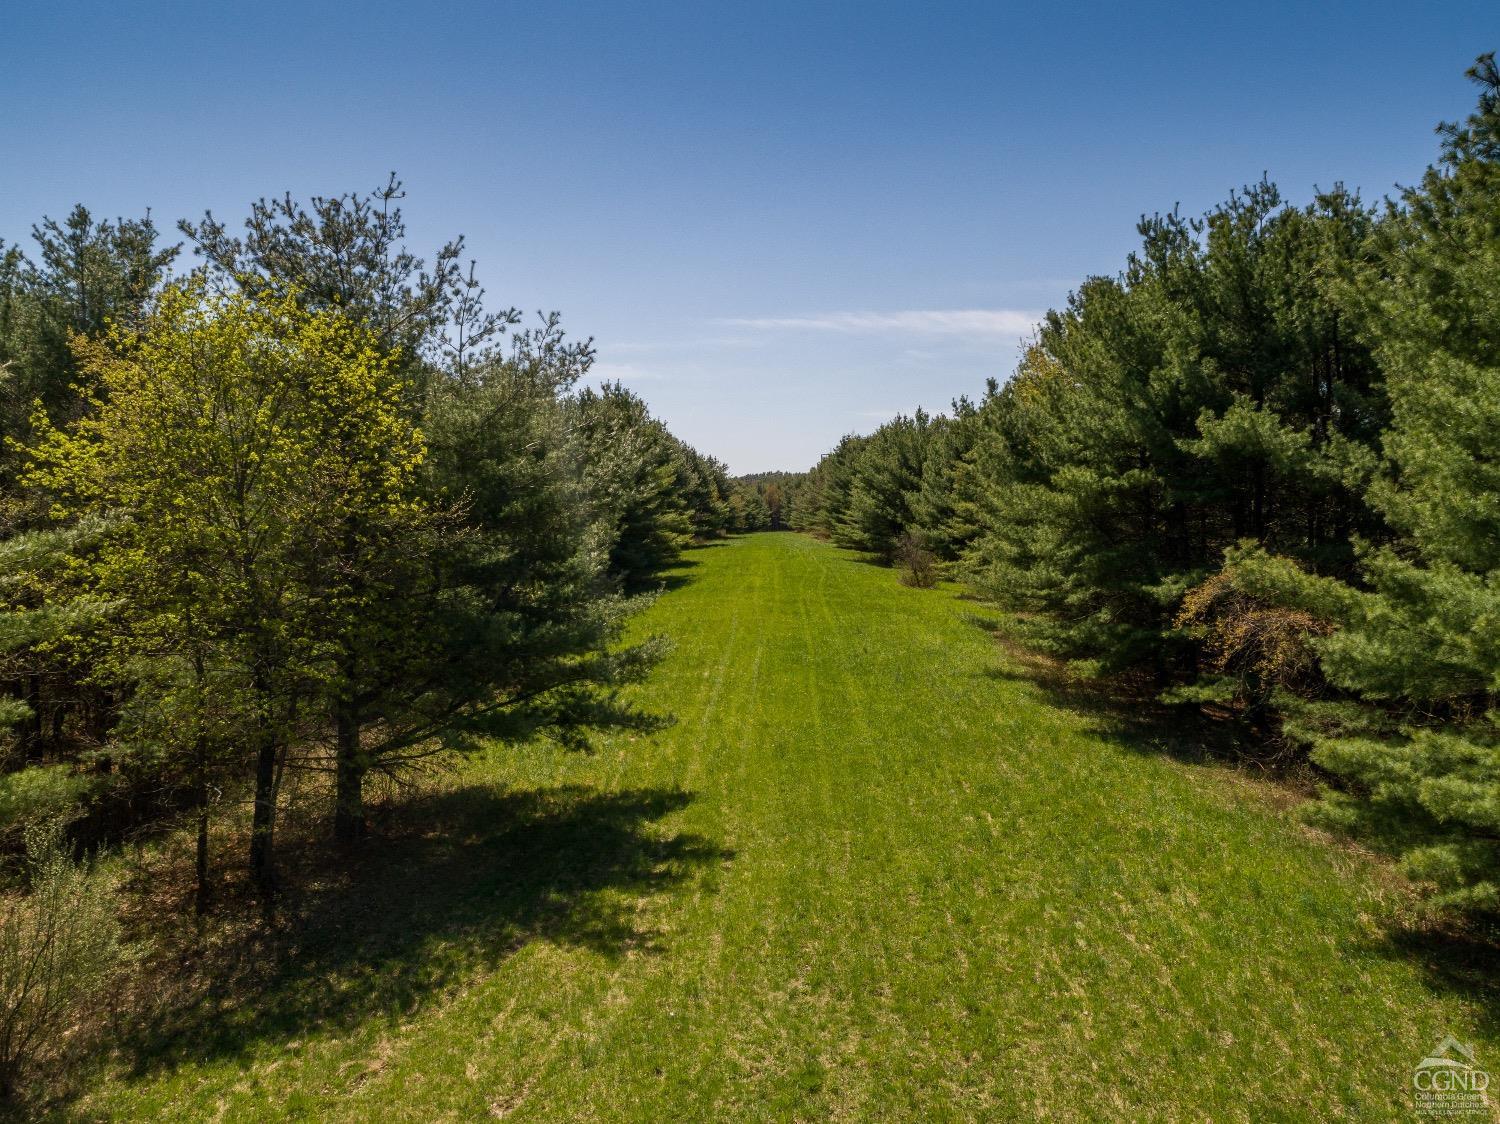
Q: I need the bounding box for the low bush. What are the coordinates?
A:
[894,533,938,589]
[0,819,123,1101]
[0,767,102,841]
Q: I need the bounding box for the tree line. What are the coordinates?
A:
[727,472,799,532]
[792,56,1500,917]
[0,177,743,918]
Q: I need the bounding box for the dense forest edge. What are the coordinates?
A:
[0,51,1491,1112]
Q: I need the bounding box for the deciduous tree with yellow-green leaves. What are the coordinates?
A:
[26,280,433,908]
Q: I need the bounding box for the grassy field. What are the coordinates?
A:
[74,533,1498,1121]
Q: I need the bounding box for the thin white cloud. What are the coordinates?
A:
[609,335,763,354]
[719,309,1040,338]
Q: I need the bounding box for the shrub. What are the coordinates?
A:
[1169,565,1333,734]
[0,819,122,1101]
[1176,570,1332,702]
[0,767,102,841]
[894,533,938,589]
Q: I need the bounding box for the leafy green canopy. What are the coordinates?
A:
[24,281,430,889]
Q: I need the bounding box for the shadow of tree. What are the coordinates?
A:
[115,784,730,1080]
[647,537,737,592]
[978,632,1261,770]
[979,617,1500,1031]
[630,541,730,594]
[652,560,701,593]
[959,610,1001,634]
[1371,922,1500,1040]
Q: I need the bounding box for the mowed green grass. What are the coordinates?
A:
[78,533,1496,1121]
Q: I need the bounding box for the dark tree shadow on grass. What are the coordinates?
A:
[111,784,730,1083]
[977,618,1500,1033]
[651,560,701,593]
[646,538,739,592]
[977,650,1249,771]
[634,539,733,594]
[959,610,1001,634]
[1369,921,1500,1040]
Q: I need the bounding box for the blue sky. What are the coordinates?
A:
[4,2,1496,471]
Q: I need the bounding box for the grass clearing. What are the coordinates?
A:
[71,533,1499,1121]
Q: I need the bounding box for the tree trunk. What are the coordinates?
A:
[195,801,211,917]
[333,700,365,844]
[194,735,212,917]
[189,636,212,917]
[248,718,279,913]
[22,676,43,763]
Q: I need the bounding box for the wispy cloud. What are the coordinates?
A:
[608,335,763,355]
[719,309,1040,338]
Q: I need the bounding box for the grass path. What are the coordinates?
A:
[82,533,1497,1121]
